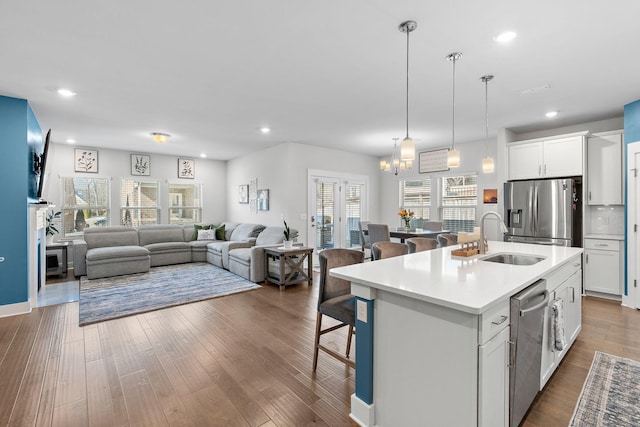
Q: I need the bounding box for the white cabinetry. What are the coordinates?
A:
[508,134,585,180]
[584,238,622,295]
[479,326,510,427]
[540,257,582,388]
[587,131,623,205]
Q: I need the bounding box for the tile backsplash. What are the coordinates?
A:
[589,206,624,235]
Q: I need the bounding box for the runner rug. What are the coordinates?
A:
[79,262,260,326]
[569,351,640,426]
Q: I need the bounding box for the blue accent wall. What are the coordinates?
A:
[624,100,640,144]
[0,95,40,305]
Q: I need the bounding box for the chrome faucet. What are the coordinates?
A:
[478,211,509,254]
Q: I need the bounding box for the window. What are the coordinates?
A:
[121,180,159,226]
[168,183,202,224]
[344,182,364,248]
[399,178,431,220]
[61,176,110,238]
[440,174,477,233]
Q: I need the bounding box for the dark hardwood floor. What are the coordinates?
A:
[0,275,638,426]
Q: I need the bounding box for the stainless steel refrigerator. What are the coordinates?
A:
[504,178,581,247]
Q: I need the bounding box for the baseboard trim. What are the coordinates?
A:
[0,301,32,318]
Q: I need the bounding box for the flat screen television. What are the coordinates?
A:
[35,129,51,201]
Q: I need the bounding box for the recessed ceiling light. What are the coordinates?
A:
[260,127,271,134]
[545,111,558,118]
[494,31,517,43]
[200,153,207,158]
[57,88,76,97]
[66,138,76,144]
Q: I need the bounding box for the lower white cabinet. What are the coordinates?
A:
[541,265,582,388]
[479,326,510,427]
[584,238,622,295]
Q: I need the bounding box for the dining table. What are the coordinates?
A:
[365,228,451,243]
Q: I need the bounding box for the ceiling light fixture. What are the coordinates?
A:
[150,132,171,143]
[200,153,207,158]
[494,31,517,43]
[66,138,76,144]
[57,88,76,97]
[480,75,495,173]
[380,138,412,176]
[398,20,417,163]
[447,52,463,168]
[260,127,271,134]
[545,111,558,118]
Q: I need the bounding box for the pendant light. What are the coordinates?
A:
[480,75,495,173]
[446,52,462,168]
[399,20,417,163]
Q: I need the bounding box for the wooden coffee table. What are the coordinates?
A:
[264,246,314,290]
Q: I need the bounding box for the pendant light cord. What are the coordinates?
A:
[405,28,410,140]
[452,58,457,150]
[485,78,489,157]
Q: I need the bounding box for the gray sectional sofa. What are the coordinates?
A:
[73,222,297,282]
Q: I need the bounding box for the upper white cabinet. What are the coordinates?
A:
[508,134,585,180]
[587,131,623,205]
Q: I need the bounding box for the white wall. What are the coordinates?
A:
[44,143,227,232]
[379,139,501,236]
[227,142,381,245]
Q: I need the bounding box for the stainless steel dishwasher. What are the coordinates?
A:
[509,279,549,427]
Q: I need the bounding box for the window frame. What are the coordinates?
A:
[60,176,111,238]
[167,182,203,225]
[439,173,478,233]
[399,178,432,221]
[120,179,160,226]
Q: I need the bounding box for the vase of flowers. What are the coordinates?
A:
[398,208,415,230]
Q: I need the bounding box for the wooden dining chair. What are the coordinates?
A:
[313,248,364,371]
[437,233,458,247]
[371,241,409,261]
[406,237,438,253]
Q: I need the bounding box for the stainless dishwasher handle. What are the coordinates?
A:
[519,290,550,316]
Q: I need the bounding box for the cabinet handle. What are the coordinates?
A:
[595,243,608,247]
[589,191,592,201]
[544,164,547,175]
[492,315,508,325]
[586,254,588,263]
[508,340,516,368]
[573,263,581,267]
[538,165,542,176]
[570,287,575,303]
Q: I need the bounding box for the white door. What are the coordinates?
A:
[308,172,368,266]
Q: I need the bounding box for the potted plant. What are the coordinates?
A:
[46,210,62,244]
[283,220,293,249]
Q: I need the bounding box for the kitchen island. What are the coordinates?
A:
[331,241,583,427]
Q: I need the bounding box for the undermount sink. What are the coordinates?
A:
[481,253,546,266]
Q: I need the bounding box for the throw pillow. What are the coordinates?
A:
[192,224,213,240]
[215,224,226,240]
[197,229,216,240]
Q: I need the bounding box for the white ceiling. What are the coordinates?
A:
[2,0,640,160]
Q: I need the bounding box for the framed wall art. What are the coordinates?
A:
[257,189,269,211]
[238,184,249,204]
[131,154,150,176]
[178,158,195,179]
[74,149,99,173]
[419,149,449,173]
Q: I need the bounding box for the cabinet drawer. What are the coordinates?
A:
[545,256,582,292]
[585,239,619,251]
[479,300,510,345]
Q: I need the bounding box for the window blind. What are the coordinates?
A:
[400,178,431,220]
[440,174,477,232]
[121,180,159,226]
[61,176,110,237]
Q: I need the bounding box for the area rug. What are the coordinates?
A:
[569,351,640,426]
[79,262,260,326]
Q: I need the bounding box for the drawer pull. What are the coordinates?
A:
[492,315,508,325]
[595,243,609,247]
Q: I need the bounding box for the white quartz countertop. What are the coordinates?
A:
[331,241,583,315]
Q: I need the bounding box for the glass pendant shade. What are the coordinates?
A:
[482,156,495,173]
[400,137,415,161]
[447,148,460,168]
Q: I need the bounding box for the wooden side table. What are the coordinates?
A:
[264,246,314,290]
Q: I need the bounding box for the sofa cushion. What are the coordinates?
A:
[255,226,299,246]
[230,223,266,241]
[220,222,240,241]
[192,223,213,240]
[144,241,191,253]
[197,229,216,240]
[86,245,150,262]
[138,225,186,246]
[215,224,226,240]
[84,226,139,249]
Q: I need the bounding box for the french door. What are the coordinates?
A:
[308,170,368,266]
